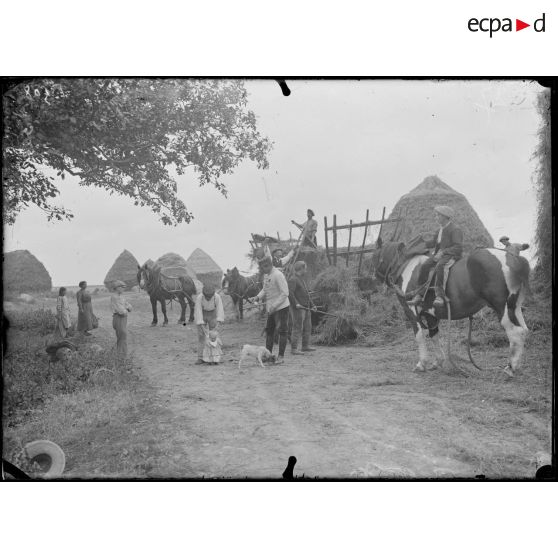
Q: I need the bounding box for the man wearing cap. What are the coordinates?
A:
[292,209,318,248]
[271,247,295,270]
[249,255,290,364]
[410,205,463,307]
[288,261,317,355]
[110,280,132,358]
[194,284,225,365]
[499,236,529,257]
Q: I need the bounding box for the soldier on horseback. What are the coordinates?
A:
[410,205,464,308]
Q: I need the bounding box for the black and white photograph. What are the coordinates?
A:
[2,78,553,480]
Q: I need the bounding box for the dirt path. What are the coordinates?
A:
[115,293,550,478]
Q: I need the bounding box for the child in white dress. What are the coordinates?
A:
[202,329,223,365]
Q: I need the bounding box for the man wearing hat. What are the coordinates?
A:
[194,284,225,365]
[271,246,295,270]
[288,261,317,355]
[292,209,318,248]
[410,205,463,307]
[249,255,290,364]
[110,280,132,358]
[499,236,529,257]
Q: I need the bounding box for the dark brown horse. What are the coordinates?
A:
[221,267,262,320]
[137,263,196,326]
[370,237,530,375]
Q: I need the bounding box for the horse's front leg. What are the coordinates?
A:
[188,295,195,323]
[238,298,244,321]
[177,295,187,325]
[161,299,169,326]
[398,295,429,372]
[150,297,158,326]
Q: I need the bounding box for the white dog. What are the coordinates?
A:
[238,344,274,370]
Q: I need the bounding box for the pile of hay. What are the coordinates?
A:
[313,265,407,345]
[313,266,365,344]
[186,248,223,289]
[155,253,203,293]
[3,250,52,293]
[104,249,140,291]
[381,175,494,252]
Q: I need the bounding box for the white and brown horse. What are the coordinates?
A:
[371,238,530,375]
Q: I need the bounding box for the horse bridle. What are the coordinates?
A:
[375,249,401,288]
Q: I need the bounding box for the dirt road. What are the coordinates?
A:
[112,292,551,478]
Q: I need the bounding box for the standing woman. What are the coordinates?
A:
[76,281,95,336]
[110,280,132,359]
[55,287,72,339]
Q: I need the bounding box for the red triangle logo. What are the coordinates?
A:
[516,19,530,31]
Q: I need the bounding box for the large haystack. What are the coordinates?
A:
[186,248,223,289]
[3,249,52,293]
[381,176,494,252]
[104,249,140,291]
[155,252,202,292]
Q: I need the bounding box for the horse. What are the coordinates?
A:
[137,262,196,326]
[370,237,530,376]
[222,267,262,320]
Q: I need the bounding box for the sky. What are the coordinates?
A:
[3,79,545,286]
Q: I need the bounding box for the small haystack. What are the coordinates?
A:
[381,175,494,252]
[3,249,52,293]
[186,248,223,289]
[104,249,140,291]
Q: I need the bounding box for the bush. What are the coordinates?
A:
[3,340,133,420]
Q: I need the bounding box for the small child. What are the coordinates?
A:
[202,329,223,365]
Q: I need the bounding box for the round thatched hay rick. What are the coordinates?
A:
[3,249,52,293]
[381,175,494,251]
[104,249,140,291]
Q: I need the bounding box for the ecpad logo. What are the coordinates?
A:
[468,13,546,37]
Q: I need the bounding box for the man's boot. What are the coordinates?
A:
[291,340,305,356]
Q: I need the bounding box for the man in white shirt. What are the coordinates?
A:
[110,280,132,359]
[250,256,290,364]
[194,284,225,365]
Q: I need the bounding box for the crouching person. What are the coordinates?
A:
[249,256,290,364]
[195,284,225,365]
[288,261,317,355]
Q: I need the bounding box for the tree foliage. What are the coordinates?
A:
[3,79,272,225]
[533,88,551,289]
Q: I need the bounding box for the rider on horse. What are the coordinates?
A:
[410,205,464,308]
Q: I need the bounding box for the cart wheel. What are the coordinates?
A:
[24,440,65,478]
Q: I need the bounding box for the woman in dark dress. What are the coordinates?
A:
[76,280,94,336]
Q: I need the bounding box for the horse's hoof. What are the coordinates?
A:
[150,323,157,327]
[162,323,168,328]
[503,364,515,378]
[414,364,426,373]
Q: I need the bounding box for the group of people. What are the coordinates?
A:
[55,281,98,339]
[55,280,132,359]
[194,209,320,366]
